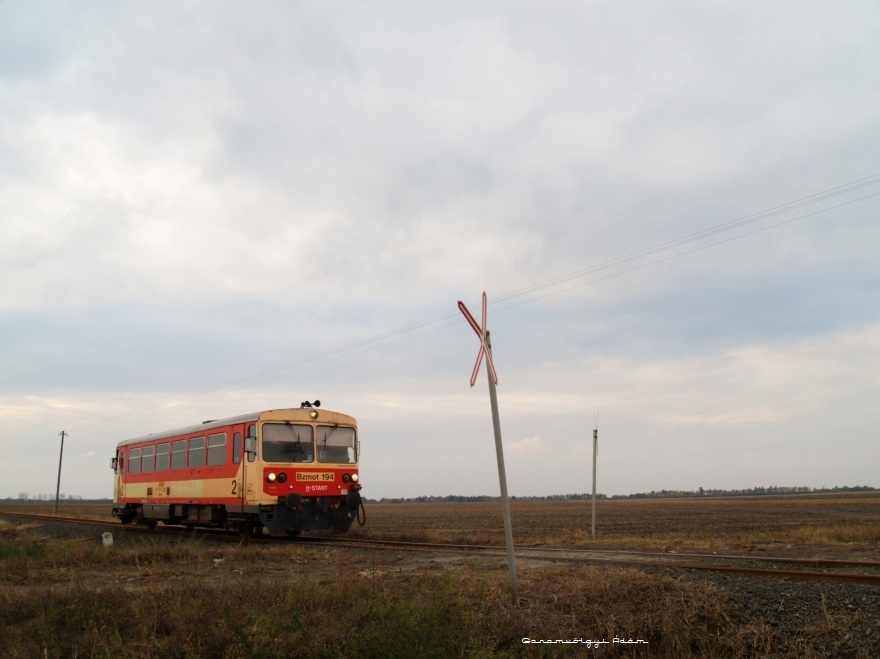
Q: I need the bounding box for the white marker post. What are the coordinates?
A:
[458,292,519,606]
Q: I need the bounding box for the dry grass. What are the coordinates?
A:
[0,530,737,657]
[0,528,324,585]
[515,565,735,656]
[0,520,42,536]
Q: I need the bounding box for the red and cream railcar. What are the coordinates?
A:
[111,405,363,536]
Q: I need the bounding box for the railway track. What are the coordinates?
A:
[314,536,880,586]
[3,510,879,586]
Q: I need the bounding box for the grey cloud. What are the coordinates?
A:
[2,1,879,499]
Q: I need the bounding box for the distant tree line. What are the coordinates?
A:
[365,485,876,504]
[613,485,876,499]
[4,495,113,503]
[368,493,609,503]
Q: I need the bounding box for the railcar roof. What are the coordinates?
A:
[114,407,354,448]
[115,412,260,448]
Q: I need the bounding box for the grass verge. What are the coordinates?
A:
[0,567,736,658]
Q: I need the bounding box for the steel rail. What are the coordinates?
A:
[315,535,880,569]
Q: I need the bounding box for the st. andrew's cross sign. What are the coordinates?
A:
[457,292,499,387]
[456,291,519,605]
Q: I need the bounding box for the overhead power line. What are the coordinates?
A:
[494,173,880,304]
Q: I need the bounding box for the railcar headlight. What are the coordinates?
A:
[351,473,359,483]
[278,472,287,483]
[342,473,351,483]
[267,472,277,482]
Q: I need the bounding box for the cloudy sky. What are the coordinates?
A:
[2,2,878,501]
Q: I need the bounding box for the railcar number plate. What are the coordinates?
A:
[296,472,335,482]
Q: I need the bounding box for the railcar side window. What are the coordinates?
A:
[246,424,256,462]
[171,440,186,470]
[207,433,226,467]
[141,446,155,473]
[155,443,170,471]
[189,437,205,468]
[262,423,314,463]
[233,432,241,465]
[129,448,141,474]
[317,425,357,464]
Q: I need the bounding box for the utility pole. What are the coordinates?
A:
[591,426,598,539]
[54,430,66,515]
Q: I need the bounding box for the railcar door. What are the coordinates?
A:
[114,448,125,501]
[232,424,245,512]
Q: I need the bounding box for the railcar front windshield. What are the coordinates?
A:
[317,425,357,464]
[262,423,314,463]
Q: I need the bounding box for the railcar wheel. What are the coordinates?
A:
[287,529,301,538]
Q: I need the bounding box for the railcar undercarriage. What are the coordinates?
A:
[113,488,364,537]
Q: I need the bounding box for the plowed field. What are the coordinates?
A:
[350,491,880,553]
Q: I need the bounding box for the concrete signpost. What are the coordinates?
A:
[457,292,519,606]
[592,422,598,540]
[54,430,67,515]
